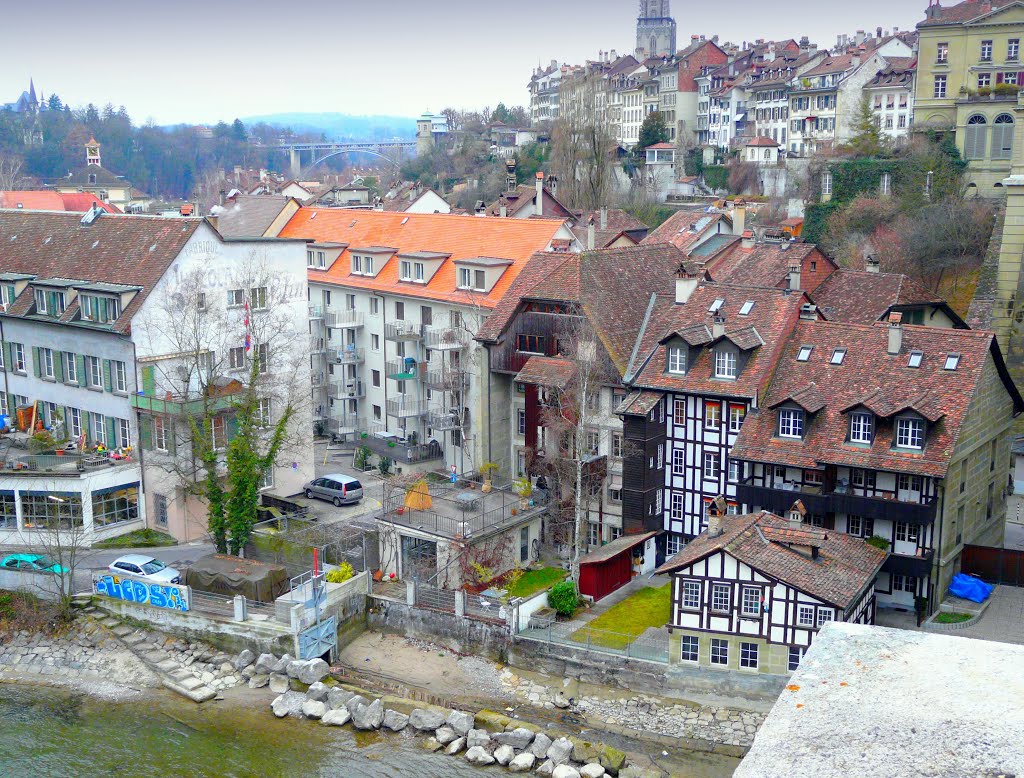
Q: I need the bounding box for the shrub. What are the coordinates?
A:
[866,535,890,550]
[994,82,1019,96]
[326,562,354,584]
[548,580,579,617]
[378,456,393,476]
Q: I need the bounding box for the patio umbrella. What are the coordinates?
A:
[404,479,433,511]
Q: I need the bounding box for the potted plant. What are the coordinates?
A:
[513,476,532,509]
[408,430,418,446]
[480,462,499,493]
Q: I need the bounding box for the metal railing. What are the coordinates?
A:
[330,380,365,400]
[382,486,547,538]
[464,590,505,622]
[426,408,462,431]
[328,309,364,328]
[386,359,422,380]
[386,397,427,418]
[423,368,468,391]
[423,326,468,350]
[2,452,129,475]
[385,320,423,341]
[308,304,324,319]
[414,582,457,613]
[518,619,669,664]
[334,347,365,365]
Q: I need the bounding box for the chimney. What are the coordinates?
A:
[732,205,746,236]
[535,172,544,217]
[600,206,608,230]
[587,216,596,250]
[855,30,865,45]
[675,263,702,304]
[788,501,806,530]
[500,204,507,218]
[707,513,722,537]
[712,314,726,338]
[741,229,755,249]
[865,254,880,273]
[876,26,883,39]
[474,200,486,217]
[887,311,903,355]
[788,263,802,291]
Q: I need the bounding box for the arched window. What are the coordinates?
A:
[964,114,989,159]
[993,113,1014,159]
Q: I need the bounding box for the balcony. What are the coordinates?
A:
[363,425,443,464]
[423,367,468,392]
[883,549,935,579]
[735,478,833,516]
[329,380,365,400]
[327,414,363,436]
[310,335,326,354]
[328,309,364,329]
[386,396,427,418]
[827,488,938,525]
[385,320,423,341]
[424,326,468,350]
[334,347,365,365]
[131,389,238,416]
[308,304,324,320]
[427,407,463,431]
[386,358,423,381]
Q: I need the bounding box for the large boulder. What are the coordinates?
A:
[509,752,538,773]
[599,745,627,775]
[466,729,492,749]
[495,727,535,749]
[547,738,574,766]
[286,660,306,679]
[446,709,475,736]
[301,699,327,720]
[344,695,370,714]
[581,765,606,778]
[297,658,330,685]
[464,746,496,766]
[475,709,512,732]
[268,674,290,694]
[434,726,458,745]
[530,733,553,759]
[553,766,582,778]
[327,688,354,710]
[321,708,351,726]
[254,653,276,674]
[352,699,385,730]
[306,682,330,702]
[270,653,293,674]
[572,739,601,763]
[494,745,516,766]
[537,760,555,777]
[382,709,409,731]
[248,674,269,689]
[270,691,304,718]
[444,737,466,756]
[233,649,255,671]
[409,708,447,731]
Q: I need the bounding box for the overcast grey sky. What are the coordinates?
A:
[2,0,926,124]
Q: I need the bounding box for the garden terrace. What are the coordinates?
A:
[379,478,547,539]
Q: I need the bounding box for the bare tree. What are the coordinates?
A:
[24,492,90,620]
[551,73,616,211]
[0,154,25,190]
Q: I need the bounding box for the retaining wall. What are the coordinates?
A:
[0,569,64,601]
[367,598,511,661]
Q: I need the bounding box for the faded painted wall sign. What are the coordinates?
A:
[92,573,191,611]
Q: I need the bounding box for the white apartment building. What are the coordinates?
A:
[864,59,916,144]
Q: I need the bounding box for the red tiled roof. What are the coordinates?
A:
[0,211,202,334]
[730,319,1023,478]
[656,511,887,609]
[574,208,650,248]
[486,184,575,220]
[646,142,676,150]
[59,193,121,213]
[278,208,567,310]
[918,0,1016,27]
[0,191,65,210]
[707,241,836,293]
[515,356,575,389]
[630,282,810,400]
[745,136,780,147]
[644,212,727,254]
[812,269,946,326]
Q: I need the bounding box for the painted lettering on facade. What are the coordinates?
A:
[92,573,191,611]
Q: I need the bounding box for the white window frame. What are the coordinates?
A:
[681,580,700,609]
[680,635,699,663]
[668,346,687,374]
[703,452,720,479]
[13,343,25,373]
[154,416,169,451]
[92,413,107,445]
[895,522,919,544]
[896,417,924,449]
[850,412,873,444]
[816,608,833,628]
[729,405,745,432]
[87,356,102,388]
[117,418,130,448]
[250,286,268,310]
[114,360,127,393]
[672,448,685,475]
[711,582,730,612]
[740,586,761,617]
[715,349,738,379]
[671,492,684,520]
[64,352,77,383]
[227,288,245,307]
[797,605,815,626]
[41,348,54,379]
[739,641,759,669]
[710,638,729,666]
[778,408,804,439]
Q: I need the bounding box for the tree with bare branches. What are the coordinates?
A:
[551,74,616,211]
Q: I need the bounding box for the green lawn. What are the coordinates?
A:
[934,612,972,624]
[507,567,566,599]
[93,528,178,549]
[570,583,672,650]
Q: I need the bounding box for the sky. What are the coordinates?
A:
[2,0,927,125]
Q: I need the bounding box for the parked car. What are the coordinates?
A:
[303,474,363,507]
[0,554,68,575]
[107,554,181,584]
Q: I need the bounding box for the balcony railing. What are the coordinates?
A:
[328,309,364,329]
[334,347,365,365]
[308,304,324,320]
[882,549,935,578]
[827,487,938,525]
[423,368,468,392]
[131,391,238,416]
[423,326,468,350]
[329,380,365,400]
[386,358,423,381]
[427,407,463,431]
[310,336,326,354]
[327,414,363,435]
[386,396,427,418]
[735,478,832,516]
[385,320,423,341]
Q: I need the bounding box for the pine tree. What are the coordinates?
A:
[637,111,670,153]
[848,96,887,158]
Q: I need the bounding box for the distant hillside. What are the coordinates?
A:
[238,112,417,140]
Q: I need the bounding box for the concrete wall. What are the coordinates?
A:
[368,597,511,661]
[0,567,64,600]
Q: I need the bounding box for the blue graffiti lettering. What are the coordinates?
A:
[93,575,190,612]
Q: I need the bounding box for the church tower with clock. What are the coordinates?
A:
[635,0,677,59]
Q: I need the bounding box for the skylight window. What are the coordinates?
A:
[739,300,755,316]
[908,350,923,369]
[944,353,961,371]
[797,346,813,362]
[709,298,725,314]
[830,348,846,365]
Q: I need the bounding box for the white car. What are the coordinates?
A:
[108,554,181,584]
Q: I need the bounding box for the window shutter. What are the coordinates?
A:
[1,342,10,371]
[32,347,40,378]
[103,359,112,391]
[77,355,86,385]
[167,419,177,454]
[4,284,14,305]
[106,416,117,448]
[53,352,64,383]
[142,365,156,396]
[81,411,91,444]
[226,415,240,443]
[139,416,153,450]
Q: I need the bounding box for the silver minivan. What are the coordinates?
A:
[303,474,364,507]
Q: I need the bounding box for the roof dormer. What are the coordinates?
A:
[349,245,396,278]
[306,241,347,271]
[30,278,79,318]
[0,273,35,312]
[396,251,451,285]
[454,257,513,294]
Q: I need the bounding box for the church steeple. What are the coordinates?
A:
[636,0,676,58]
[85,138,101,167]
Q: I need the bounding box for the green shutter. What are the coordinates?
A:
[1,342,10,372]
[102,359,112,392]
[76,354,86,386]
[106,416,117,448]
[142,365,156,396]
[81,411,91,444]
[4,284,14,305]
[226,414,239,443]
[139,416,153,450]
[32,347,41,378]
[53,352,64,383]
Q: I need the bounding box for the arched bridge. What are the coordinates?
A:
[278,139,417,176]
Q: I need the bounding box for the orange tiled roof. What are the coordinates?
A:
[278,208,568,309]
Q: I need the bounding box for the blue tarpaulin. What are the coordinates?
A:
[948,573,994,603]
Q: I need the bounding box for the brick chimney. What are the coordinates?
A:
[887,311,903,355]
[788,263,802,291]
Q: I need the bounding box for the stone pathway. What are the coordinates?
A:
[499,669,764,748]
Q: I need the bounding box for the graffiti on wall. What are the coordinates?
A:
[92,573,191,612]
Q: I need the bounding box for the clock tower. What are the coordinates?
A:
[635,0,677,59]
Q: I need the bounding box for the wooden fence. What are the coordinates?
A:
[961,545,1024,586]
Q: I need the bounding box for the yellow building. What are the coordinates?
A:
[916,0,1024,195]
